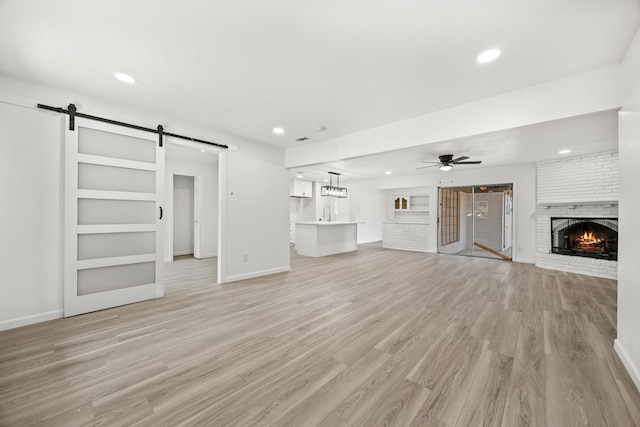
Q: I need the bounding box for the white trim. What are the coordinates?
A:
[78,189,156,201]
[194,175,203,259]
[72,283,158,316]
[166,252,216,262]
[75,116,158,140]
[77,253,156,270]
[78,224,156,234]
[614,339,640,393]
[218,151,229,284]
[513,257,535,264]
[0,310,63,332]
[201,252,218,259]
[381,245,430,253]
[222,266,291,283]
[78,153,156,171]
[172,250,194,256]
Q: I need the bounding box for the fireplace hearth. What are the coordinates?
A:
[551,217,618,261]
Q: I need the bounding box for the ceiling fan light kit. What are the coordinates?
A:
[418,154,482,171]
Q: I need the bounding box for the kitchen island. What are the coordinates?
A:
[295,222,361,257]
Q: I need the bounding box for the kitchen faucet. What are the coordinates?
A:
[322,205,331,222]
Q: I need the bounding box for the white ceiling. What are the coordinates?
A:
[292,110,619,182]
[0,1,636,180]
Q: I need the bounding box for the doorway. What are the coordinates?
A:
[438,184,513,260]
[172,174,203,260]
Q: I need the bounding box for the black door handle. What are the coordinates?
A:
[159,207,163,220]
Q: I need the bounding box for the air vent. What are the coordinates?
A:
[294,136,310,142]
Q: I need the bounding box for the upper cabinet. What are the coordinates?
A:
[394,196,408,210]
[393,194,429,211]
[290,179,313,198]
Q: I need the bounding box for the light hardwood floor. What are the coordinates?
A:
[1,243,639,426]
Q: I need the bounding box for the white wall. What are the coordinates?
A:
[350,190,388,243]
[219,144,290,282]
[616,26,640,393]
[0,101,65,329]
[0,76,290,329]
[165,156,219,260]
[172,175,195,256]
[349,164,536,263]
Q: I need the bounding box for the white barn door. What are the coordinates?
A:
[64,117,164,317]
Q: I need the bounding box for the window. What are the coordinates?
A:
[440,188,459,245]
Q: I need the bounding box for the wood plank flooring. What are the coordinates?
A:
[1,243,639,426]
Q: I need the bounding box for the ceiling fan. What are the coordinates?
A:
[417,154,482,171]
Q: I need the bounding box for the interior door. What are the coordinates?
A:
[64,117,164,317]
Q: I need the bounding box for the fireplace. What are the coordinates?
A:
[551,217,618,261]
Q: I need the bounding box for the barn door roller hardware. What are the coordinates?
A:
[37,103,228,149]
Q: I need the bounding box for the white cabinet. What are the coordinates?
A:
[392,194,429,212]
[393,196,409,210]
[392,194,430,222]
[290,180,313,198]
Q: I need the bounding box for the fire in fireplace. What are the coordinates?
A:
[550,217,618,261]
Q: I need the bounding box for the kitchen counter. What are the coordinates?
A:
[295,222,362,257]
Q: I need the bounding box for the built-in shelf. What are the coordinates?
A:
[392,194,429,211]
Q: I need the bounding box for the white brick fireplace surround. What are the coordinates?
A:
[536,152,618,279]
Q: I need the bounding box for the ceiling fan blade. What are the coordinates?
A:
[454,161,482,164]
[416,164,440,169]
[419,161,441,164]
[451,156,469,163]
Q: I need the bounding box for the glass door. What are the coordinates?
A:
[438,184,513,260]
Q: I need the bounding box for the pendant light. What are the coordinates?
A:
[321,172,348,198]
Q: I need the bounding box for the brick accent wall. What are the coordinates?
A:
[537,152,618,205]
[382,222,429,252]
[536,152,618,279]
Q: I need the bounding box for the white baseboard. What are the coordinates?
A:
[199,252,217,259]
[381,245,430,253]
[514,257,535,264]
[0,310,63,331]
[614,339,640,393]
[223,266,291,283]
[173,250,194,256]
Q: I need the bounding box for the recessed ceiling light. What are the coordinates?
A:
[114,72,136,84]
[273,127,285,135]
[324,179,329,182]
[477,49,501,63]
[200,149,206,153]
[559,149,571,154]
[385,171,392,175]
